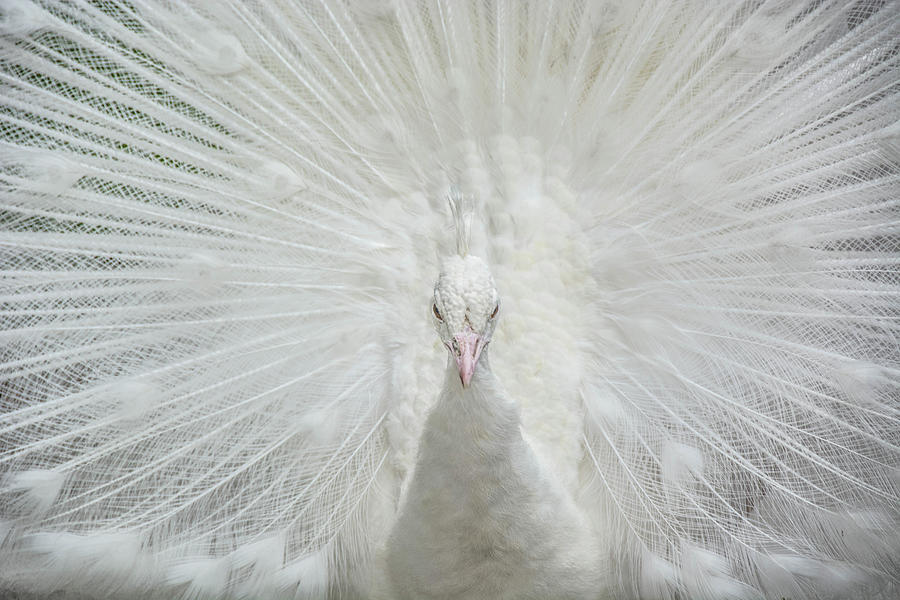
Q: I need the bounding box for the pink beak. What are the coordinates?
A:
[453,330,484,387]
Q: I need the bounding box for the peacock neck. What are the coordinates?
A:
[394,345,539,536]
[387,347,601,598]
[433,348,522,449]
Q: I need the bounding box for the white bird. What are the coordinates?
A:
[386,255,601,599]
[0,1,898,599]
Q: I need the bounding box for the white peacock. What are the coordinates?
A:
[0,1,898,599]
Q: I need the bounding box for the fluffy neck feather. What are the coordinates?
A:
[429,351,521,452]
[386,349,602,599]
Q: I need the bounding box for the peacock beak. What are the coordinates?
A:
[453,330,484,388]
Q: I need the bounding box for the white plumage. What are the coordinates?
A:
[0,1,898,599]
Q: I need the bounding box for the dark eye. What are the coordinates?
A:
[433,304,443,321]
[491,304,499,319]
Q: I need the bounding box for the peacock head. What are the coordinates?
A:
[432,255,500,387]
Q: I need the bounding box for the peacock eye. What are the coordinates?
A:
[491,304,499,319]
[433,303,443,321]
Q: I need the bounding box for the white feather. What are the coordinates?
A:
[0,0,52,35]
[167,557,231,600]
[4,470,64,515]
[276,549,330,600]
